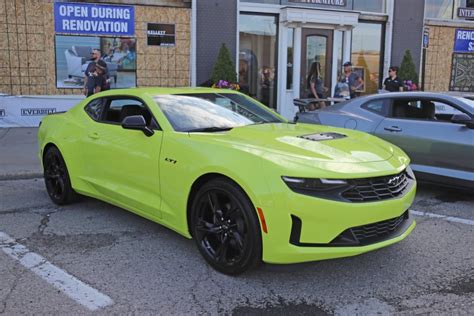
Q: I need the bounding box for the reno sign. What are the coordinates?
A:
[54,2,134,36]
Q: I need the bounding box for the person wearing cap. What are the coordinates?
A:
[85,60,107,97]
[341,61,364,99]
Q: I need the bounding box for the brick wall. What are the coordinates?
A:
[424,25,456,92]
[0,0,190,95]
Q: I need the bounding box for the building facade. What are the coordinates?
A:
[0,0,191,96]
[423,0,474,92]
[1,0,473,121]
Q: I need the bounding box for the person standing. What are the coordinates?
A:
[306,61,327,109]
[383,66,404,92]
[85,60,107,97]
[84,49,110,96]
[341,61,364,99]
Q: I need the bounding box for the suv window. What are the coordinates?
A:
[84,98,105,121]
[362,99,390,116]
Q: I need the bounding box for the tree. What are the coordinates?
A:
[399,49,419,84]
[210,44,237,84]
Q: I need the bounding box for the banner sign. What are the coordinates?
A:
[454,29,474,53]
[147,24,176,46]
[0,95,85,128]
[458,7,474,19]
[287,0,346,6]
[54,2,134,36]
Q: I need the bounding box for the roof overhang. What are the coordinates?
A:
[280,6,359,30]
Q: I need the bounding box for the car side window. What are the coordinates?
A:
[84,98,105,121]
[362,99,390,117]
[391,99,437,121]
[433,101,463,122]
[100,97,159,129]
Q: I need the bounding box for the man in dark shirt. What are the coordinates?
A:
[84,49,110,96]
[383,66,404,92]
[85,60,107,97]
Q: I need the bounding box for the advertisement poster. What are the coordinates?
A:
[55,35,137,89]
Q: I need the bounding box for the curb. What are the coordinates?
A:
[0,173,43,181]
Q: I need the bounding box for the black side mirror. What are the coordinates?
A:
[451,113,474,128]
[121,115,154,137]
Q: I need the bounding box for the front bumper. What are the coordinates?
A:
[259,177,416,264]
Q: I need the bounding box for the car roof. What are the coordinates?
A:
[92,87,241,97]
[355,91,474,104]
[350,92,473,115]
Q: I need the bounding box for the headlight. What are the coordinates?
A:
[406,165,416,180]
[282,176,349,195]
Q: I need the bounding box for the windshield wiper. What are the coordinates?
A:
[186,126,234,133]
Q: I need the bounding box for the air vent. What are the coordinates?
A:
[298,132,347,141]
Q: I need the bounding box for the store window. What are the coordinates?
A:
[425,0,454,19]
[353,0,386,13]
[239,14,278,109]
[454,0,474,19]
[351,22,384,95]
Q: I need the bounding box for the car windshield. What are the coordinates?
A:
[455,97,474,110]
[153,93,285,132]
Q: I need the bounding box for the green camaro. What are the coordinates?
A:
[38,87,416,275]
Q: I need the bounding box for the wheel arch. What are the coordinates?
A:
[186,173,260,237]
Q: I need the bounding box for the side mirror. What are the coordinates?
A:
[451,113,474,128]
[121,115,154,137]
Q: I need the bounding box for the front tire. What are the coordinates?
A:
[190,178,262,275]
[43,146,77,205]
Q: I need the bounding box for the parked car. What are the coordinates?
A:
[295,92,474,190]
[38,88,416,275]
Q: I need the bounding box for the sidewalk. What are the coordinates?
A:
[0,128,42,179]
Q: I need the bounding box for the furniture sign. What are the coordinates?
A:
[147,24,176,46]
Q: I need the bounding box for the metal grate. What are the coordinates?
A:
[350,212,409,245]
[342,171,410,202]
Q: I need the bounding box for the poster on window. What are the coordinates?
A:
[55,35,137,89]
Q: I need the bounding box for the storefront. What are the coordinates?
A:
[0,0,191,96]
[237,0,390,118]
[423,0,474,92]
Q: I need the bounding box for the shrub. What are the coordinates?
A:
[210,44,237,84]
[399,49,419,85]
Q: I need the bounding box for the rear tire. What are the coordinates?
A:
[43,146,78,205]
[190,178,262,275]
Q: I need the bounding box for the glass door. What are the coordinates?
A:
[300,29,333,98]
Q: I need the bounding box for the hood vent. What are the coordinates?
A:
[298,132,347,142]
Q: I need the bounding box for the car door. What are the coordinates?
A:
[81,96,163,218]
[374,97,474,175]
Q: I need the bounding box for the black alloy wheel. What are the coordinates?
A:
[43,146,77,205]
[190,178,262,275]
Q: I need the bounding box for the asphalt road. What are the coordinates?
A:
[0,179,473,315]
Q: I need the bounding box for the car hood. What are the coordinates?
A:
[190,123,395,164]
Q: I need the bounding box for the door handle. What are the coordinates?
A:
[384,126,402,132]
[88,132,99,139]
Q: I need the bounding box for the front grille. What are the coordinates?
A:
[350,211,409,245]
[341,171,411,202]
[289,211,411,247]
[329,211,410,246]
